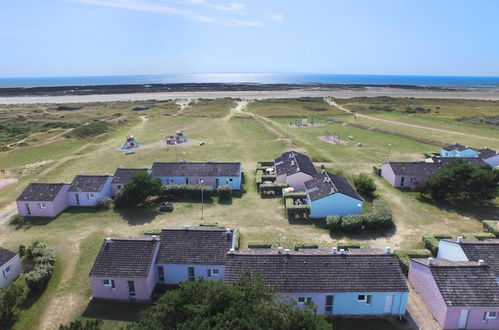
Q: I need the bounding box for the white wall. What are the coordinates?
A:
[0,254,22,288]
[437,240,469,261]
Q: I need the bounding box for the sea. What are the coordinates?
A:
[1,73,499,89]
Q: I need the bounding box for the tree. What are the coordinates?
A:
[59,319,103,330]
[115,171,162,207]
[426,159,498,201]
[130,272,330,330]
[353,173,377,197]
[0,280,29,327]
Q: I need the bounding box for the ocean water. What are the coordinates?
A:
[1,73,499,88]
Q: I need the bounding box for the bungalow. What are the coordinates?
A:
[156,226,236,285]
[440,143,479,158]
[0,247,22,288]
[89,236,160,301]
[409,258,499,329]
[16,182,71,217]
[111,168,149,197]
[478,147,499,167]
[68,175,113,206]
[437,238,499,279]
[275,151,317,191]
[305,171,363,217]
[151,162,242,190]
[225,248,408,316]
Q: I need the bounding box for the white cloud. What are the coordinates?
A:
[228,19,264,27]
[186,0,244,11]
[270,13,283,23]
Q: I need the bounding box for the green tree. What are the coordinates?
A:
[0,280,29,327]
[426,159,498,201]
[59,319,103,330]
[352,173,377,197]
[115,171,162,206]
[130,272,330,330]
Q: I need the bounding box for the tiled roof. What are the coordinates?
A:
[458,239,499,275]
[305,172,362,202]
[274,151,317,177]
[386,158,486,176]
[16,183,67,202]
[112,168,149,184]
[412,258,499,307]
[151,162,241,177]
[157,227,234,265]
[478,147,498,160]
[69,175,111,192]
[225,249,408,292]
[0,247,17,266]
[89,237,159,278]
[442,143,470,152]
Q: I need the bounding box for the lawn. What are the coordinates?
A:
[0,97,496,329]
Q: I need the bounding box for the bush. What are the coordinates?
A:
[324,199,393,231]
[294,242,319,251]
[337,242,370,250]
[18,245,26,257]
[96,197,113,210]
[285,198,310,219]
[260,183,287,196]
[0,279,29,326]
[24,242,56,291]
[199,221,220,227]
[395,249,432,275]
[217,185,232,200]
[352,173,377,197]
[64,122,112,138]
[248,241,273,249]
[161,184,214,200]
[115,172,163,207]
[341,215,363,231]
[25,265,54,291]
[483,221,499,237]
[422,233,452,256]
[325,216,342,230]
[59,319,103,330]
[282,191,307,200]
[462,232,496,240]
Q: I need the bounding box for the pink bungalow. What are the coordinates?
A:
[16,182,70,217]
[89,236,160,301]
[409,258,499,329]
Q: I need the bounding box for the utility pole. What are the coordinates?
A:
[200,179,204,219]
[388,144,392,161]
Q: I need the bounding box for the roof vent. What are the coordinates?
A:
[427,257,434,265]
[386,247,391,255]
[105,237,112,243]
[104,172,110,176]
[284,249,291,255]
[151,235,159,241]
[291,160,295,166]
[209,160,215,163]
[332,247,337,254]
[288,152,294,158]
[277,247,283,254]
[225,228,231,235]
[80,172,84,175]
[478,259,485,265]
[34,179,39,183]
[339,249,346,255]
[457,236,464,243]
[183,225,190,230]
[228,248,235,254]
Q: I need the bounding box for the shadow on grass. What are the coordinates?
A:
[82,299,149,323]
[417,195,499,220]
[114,203,159,225]
[217,197,233,205]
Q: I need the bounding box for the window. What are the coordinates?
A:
[410,177,416,183]
[325,295,334,313]
[357,295,366,302]
[400,177,405,187]
[38,202,46,209]
[25,203,31,215]
[366,295,372,305]
[227,178,233,183]
[87,193,95,200]
[297,297,312,305]
[157,266,165,282]
[484,311,497,320]
[212,269,219,275]
[102,279,115,288]
[207,269,220,278]
[2,266,11,278]
[128,281,136,298]
[117,185,122,189]
[358,295,373,304]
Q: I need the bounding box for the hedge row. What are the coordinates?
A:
[162,184,214,199]
[217,185,232,200]
[260,183,288,196]
[257,161,274,167]
[248,241,274,249]
[285,198,310,218]
[25,242,56,291]
[325,199,393,231]
[483,221,499,237]
[422,233,452,256]
[462,232,496,240]
[282,191,307,201]
[395,249,432,275]
[294,242,319,251]
[337,242,370,250]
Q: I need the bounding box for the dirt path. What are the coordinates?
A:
[324,97,499,142]
[406,283,442,330]
[0,203,16,226]
[174,98,193,116]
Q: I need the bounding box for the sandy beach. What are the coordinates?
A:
[1,86,499,104]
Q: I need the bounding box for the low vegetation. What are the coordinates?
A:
[115,172,162,207]
[325,199,393,231]
[352,173,377,198]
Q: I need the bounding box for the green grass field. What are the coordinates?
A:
[0,96,497,329]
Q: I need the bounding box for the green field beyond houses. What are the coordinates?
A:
[0,96,498,329]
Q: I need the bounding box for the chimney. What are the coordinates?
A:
[151,235,158,241]
[427,258,434,265]
[478,259,485,266]
[228,248,235,254]
[339,249,346,255]
[277,247,283,254]
[291,160,295,166]
[104,172,110,176]
[34,179,39,183]
[457,236,464,243]
[332,247,337,254]
[284,249,291,255]
[105,237,112,243]
[183,225,190,230]
[225,228,232,235]
[386,247,391,255]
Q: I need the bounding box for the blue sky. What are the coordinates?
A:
[1,0,499,77]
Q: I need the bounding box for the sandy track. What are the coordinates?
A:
[2,87,499,104]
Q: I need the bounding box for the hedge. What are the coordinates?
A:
[324,199,393,232]
[285,198,310,218]
[337,242,370,250]
[260,183,288,195]
[248,241,274,249]
[483,221,499,237]
[462,232,496,240]
[25,242,56,291]
[199,222,220,227]
[422,233,452,256]
[216,185,232,200]
[282,191,307,201]
[162,184,214,199]
[395,249,432,275]
[294,242,319,251]
[257,161,274,167]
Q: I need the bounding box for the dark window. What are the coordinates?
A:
[188,267,195,281]
[400,177,405,187]
[325,295,333,313]
[157,266,165,282]
[128,280,136,298]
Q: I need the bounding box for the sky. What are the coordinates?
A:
[1,0,499,77]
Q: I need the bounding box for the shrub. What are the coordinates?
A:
[161,184,214,200]
[65,122,112,138]
[422,233,452,256]
[462,232,496,240]
[325,216,342,230]
[96,197,113,210]
[294,242,319,251]
[260,183,287,196]
[324,199,393,231]
[59,319,103,330]
[352,173,377,197]
[285,198,310,218]
[25,265,54,290]
[217,185,232,200]
[483,221,499,237]
[282,191,307,201]
[199,221,220,227]
[0,279,29,326]
[248,241,273,249]
[395,249,432,275]
[337,242,370,250]
[115,172,162,207]
[24,242,56,291]
[341,215,363,231]
[18,245,26,257]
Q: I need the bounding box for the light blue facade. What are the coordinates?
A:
[68,177,113,206]
[157,264,225,284]
[439,148,478,158]
[436,240,469,261]
[307,193,363,218]
[156,173,242,190]
[283,291,408,315]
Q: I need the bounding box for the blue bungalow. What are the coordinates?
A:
[151,161,242,190]
[305,172,363,218]
[68,175,113,207]
[225,248,409,316]
[440,143,478,158]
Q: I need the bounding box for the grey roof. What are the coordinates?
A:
[89,237,159,278]
[0,247,17,266]
[478,147,498,160]
[386,158,486,176]
[151,162,241,177]
[442,143,470,152]
[69,175,111,192]
[112,168,149,184]
[412,258,499,307]
[16,183,67,202]
[454,239,499,276]
[305,172,362,202]
[157,227,234,265]
[225,249,408,293]
[274,151,317,177]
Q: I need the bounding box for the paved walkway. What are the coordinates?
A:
[406,282,442,330]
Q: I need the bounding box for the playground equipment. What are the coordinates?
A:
[324,130,341,143]
[122,135,139,150]
[166,130,188,145]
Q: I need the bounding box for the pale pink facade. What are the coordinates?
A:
[16,184,70,217]
[380,163,427,189]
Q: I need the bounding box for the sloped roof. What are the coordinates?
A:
[157,227,234,265]
[151,162,241,177]
[0,247,17,267]
[305,172,362,202]
[16,183,67,202]
[442,143,471,152]
[478,148,498,160]
[225,249,408,292]
[89,237,159,278]
[69,175,111,192]
[386,158,486,176]
[112,168,149,184]
[457,239,499,276]
[274,151,317,177]
[412,258,499,307]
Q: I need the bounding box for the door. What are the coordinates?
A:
[25,203,31,215]
[185,178,189,184]
[384,295,394,314]
[215,178,219,187]
[188,267,195,281]
[458,309,469,329]
[325,295,334,314]
[128,280,136,298]
[75,193,80,205]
